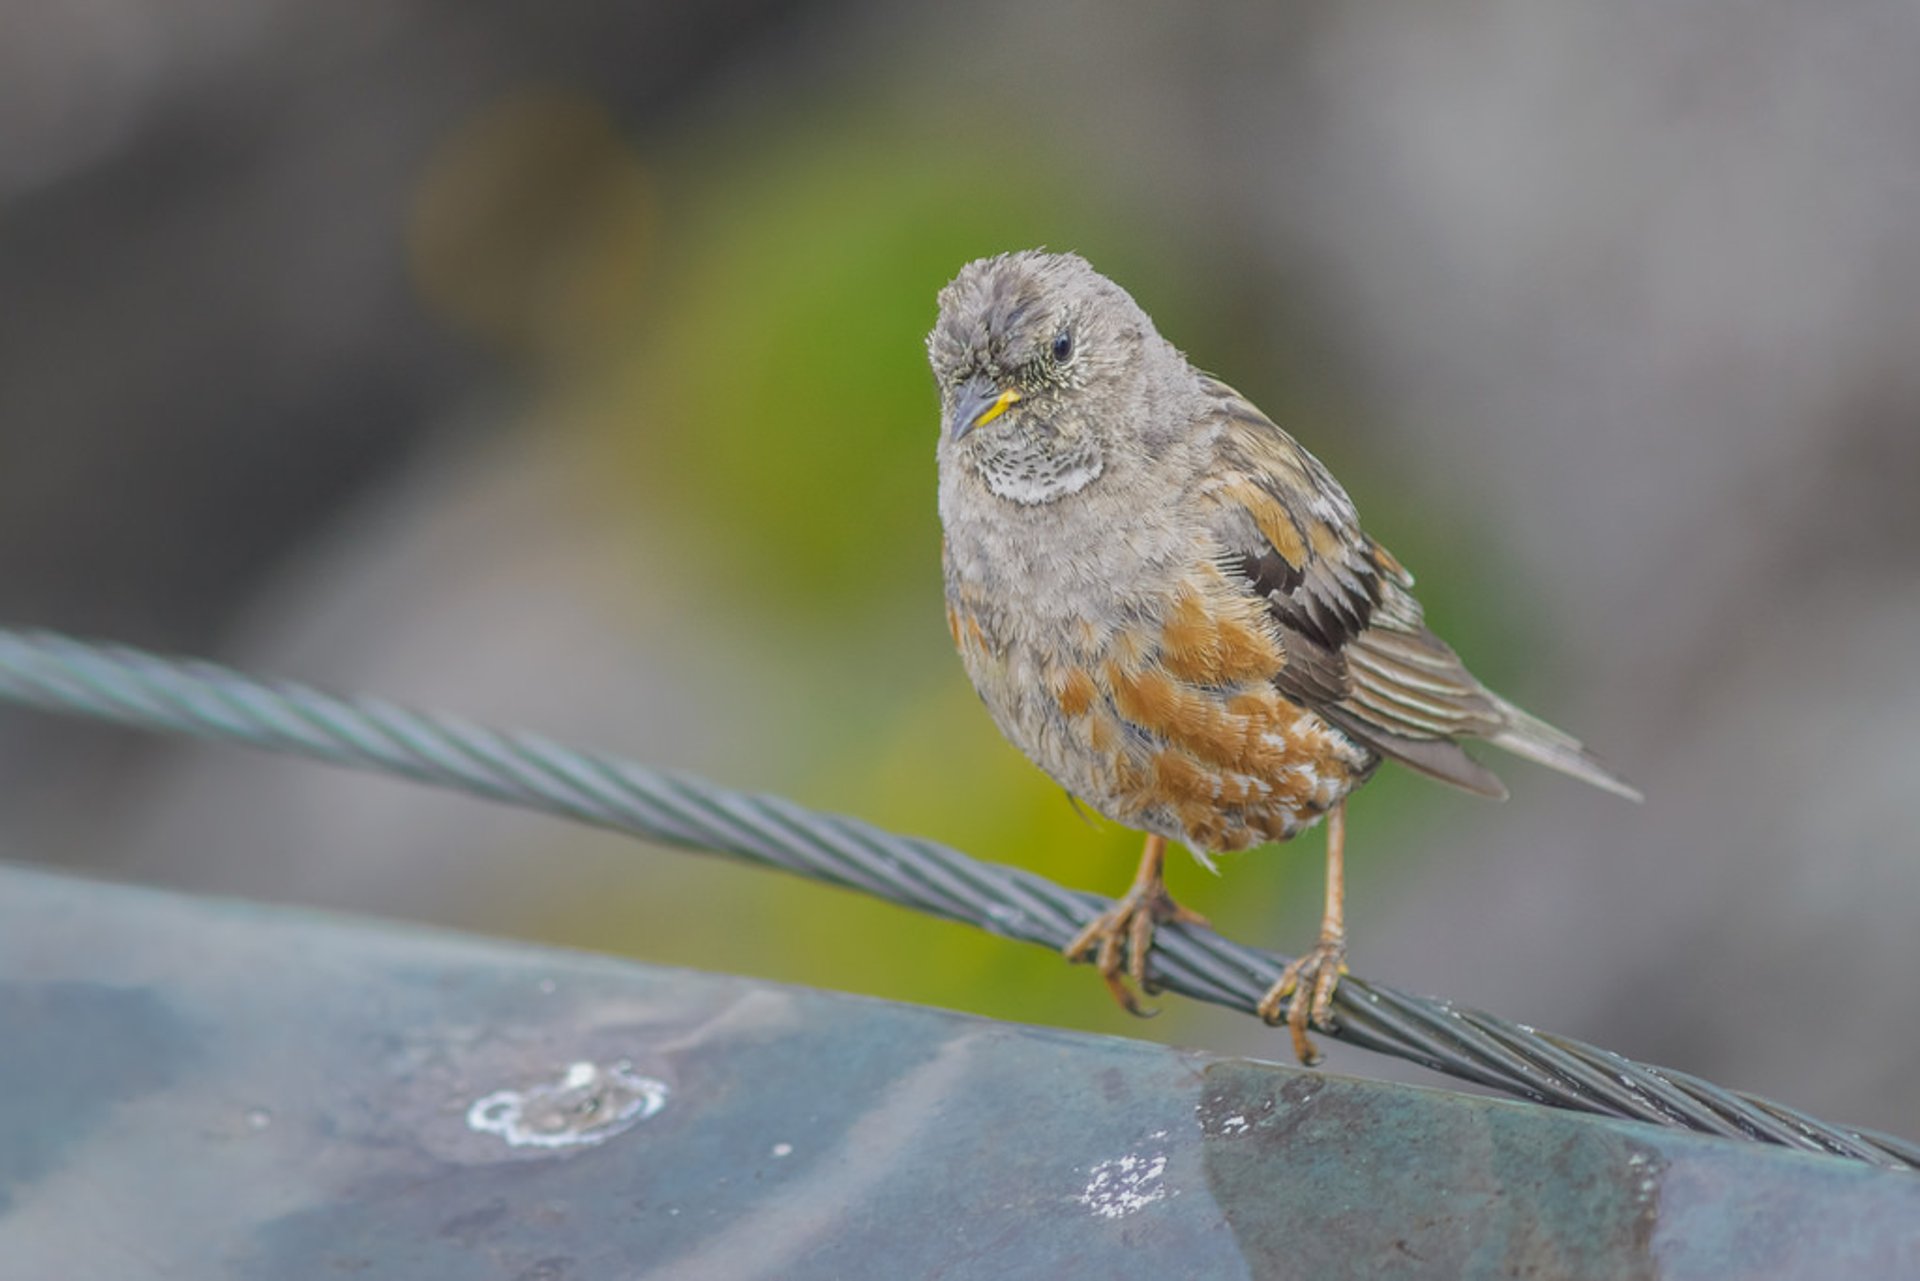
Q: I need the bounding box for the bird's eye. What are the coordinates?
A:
[1050,330,1074,363]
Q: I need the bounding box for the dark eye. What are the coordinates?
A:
[1050,330,1074,363]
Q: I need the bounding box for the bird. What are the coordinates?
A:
[929,249,1640,1064]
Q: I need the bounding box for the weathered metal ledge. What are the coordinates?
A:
[0,862,1913,1279]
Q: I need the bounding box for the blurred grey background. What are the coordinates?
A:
[3,0,1917,1139]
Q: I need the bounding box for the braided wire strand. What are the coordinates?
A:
[0,627,1912,1171]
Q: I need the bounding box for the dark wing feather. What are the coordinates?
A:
[1198,378,1511,799]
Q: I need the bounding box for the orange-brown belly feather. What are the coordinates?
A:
[950,561,1374,856]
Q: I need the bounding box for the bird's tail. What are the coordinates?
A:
[1484,694,1644,802]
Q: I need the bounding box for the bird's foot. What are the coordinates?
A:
[1063,884,1210,1017]
[1256,933,1347,1066]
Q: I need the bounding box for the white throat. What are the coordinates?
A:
[975,432,1104,505]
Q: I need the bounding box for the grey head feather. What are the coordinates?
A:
[929,252,1201,506]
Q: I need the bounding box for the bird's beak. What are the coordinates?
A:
[948,376,1022,442]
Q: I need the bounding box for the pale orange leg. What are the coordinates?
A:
[1256,799,1349,1065]
[1064,834,1210,1016]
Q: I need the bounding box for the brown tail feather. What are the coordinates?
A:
[1485,695,1643,802]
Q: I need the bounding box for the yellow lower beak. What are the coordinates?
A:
[972,387,1022,429]
[949,380,1025,441]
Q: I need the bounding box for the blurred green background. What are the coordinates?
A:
[4,0,1918,1134]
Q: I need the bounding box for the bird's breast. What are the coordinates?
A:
[942,525,1376,855]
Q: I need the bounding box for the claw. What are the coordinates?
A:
[1256,936,1346,1066]
[1066,904,1152,1016]
[1253,798,1351,1065]
[1064,834,1207,1016]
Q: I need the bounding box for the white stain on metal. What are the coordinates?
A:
[1077,1146,1172,1220]
[467,1059,668,1150]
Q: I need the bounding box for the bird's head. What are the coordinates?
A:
[928,250,1167,505]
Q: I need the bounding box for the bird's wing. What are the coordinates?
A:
[1197,376,1512,799]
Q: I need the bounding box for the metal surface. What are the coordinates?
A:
[0,863,1915,1280]
[0,627,1914,1170]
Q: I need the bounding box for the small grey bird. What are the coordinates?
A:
[930,249,1639,1062]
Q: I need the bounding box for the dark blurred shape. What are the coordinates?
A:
[0,0,827,649]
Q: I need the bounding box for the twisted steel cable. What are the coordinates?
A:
[0,627,1913,1171]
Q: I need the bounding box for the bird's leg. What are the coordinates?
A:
[1063,833,1210,1016]
[1257,799,1349,1065]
